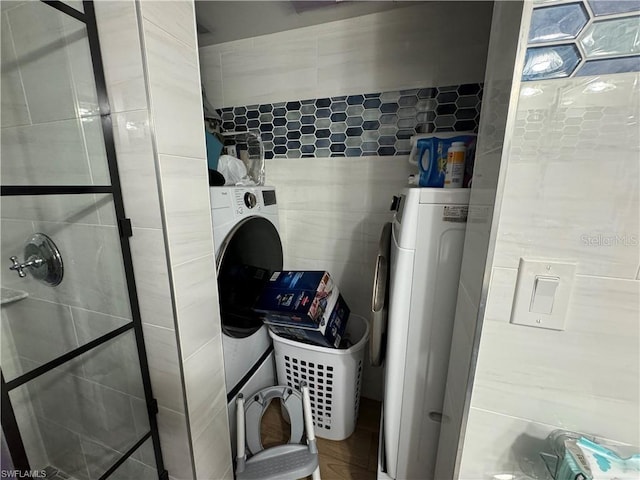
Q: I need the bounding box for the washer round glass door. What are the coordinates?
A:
[216,216,283,338]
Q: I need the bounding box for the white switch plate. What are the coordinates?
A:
[510,258,576,331]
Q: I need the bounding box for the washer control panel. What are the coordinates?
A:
[225,188,277,216]
[244,192,257,209]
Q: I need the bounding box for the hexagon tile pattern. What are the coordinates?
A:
[524,0,640,81]
[217,83,483,159]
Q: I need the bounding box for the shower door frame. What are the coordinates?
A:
[0,1,168,478]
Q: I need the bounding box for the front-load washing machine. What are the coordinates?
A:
[209,186,282,452]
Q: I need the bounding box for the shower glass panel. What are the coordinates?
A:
[1,1,109,186]
[1,194,131,383]
[8,331,149,479]
[93,438,158,480]
[1,1,166,478]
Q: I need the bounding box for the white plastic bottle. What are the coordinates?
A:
[444,141,466,188]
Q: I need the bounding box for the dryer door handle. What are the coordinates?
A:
[370,222,392,367]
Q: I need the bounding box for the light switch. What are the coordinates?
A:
[530,276,559,314]
[510,259,576,331]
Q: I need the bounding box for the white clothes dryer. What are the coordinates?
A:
[372,187,470,480]
[210,187,282,439]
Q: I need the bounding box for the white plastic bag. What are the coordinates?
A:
[217,154,256,186]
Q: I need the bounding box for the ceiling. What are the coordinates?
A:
[195,1,420,46]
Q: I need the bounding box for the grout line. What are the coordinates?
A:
[172,251,213,269]
[491,264,640,283]
[155,402,190,418]
[156,152,206,162]
[0,115,101,129]
[16,352,144,409]
[182,332,221,364]
[139,11,198,55]
[141,321,175,333]
[492,266,640,282]
[77,431,92,480]
[4,10,33,126]
[131,225,163,232]
[573,272,640,282]
[468,406,634,446]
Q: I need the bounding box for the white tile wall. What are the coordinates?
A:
[81,437,156,480]
[266,156,413,399]
[472,268,640,446]
[29,357,140,454]
[315,2,490,98]
[129,227,175,330]
[1,298,76,375]
[436,2,530,476]
[458,407,557,479]
[284,210,364,263]
[81,115,111,184]
[1,119,104,186]
[182,335,227,441]
[266,158,367,212]
[0,13,30,127]
[455,8,640,480]
[59,13,99,118]
[191,406,233,480]
[73,308,145,398]
[140,323,185,415]
[171,253,220,359]
[140,0,197,49]
[142,18,205,160]
[6,2,81,123]
[157,154,213,267]
[0,0,111,187]
[221,36,318,108]
[200,2,493,108]
[135,2,230,477]
[493,74,640,279]
[156,406,194,480]
[38,419,88,479]
[94,0,147,113]
[111,110,162,229]
[0,192,102,225]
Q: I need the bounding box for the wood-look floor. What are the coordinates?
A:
[260,397,382,480]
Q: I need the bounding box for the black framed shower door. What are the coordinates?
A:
[1,1,167,478]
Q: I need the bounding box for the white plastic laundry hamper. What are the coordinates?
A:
[269,315,369,441]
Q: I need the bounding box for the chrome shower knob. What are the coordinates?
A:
[7,233,64,286]
[9,255,44,278]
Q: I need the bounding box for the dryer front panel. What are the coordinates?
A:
[216,216,283,338]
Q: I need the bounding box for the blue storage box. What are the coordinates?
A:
[205,131,223,170]
[254,271,350,348]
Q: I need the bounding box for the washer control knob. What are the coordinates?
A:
[244,192,257,209]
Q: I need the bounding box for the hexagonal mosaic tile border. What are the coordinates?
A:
[524,0,640,81]
[217,83,482,159]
